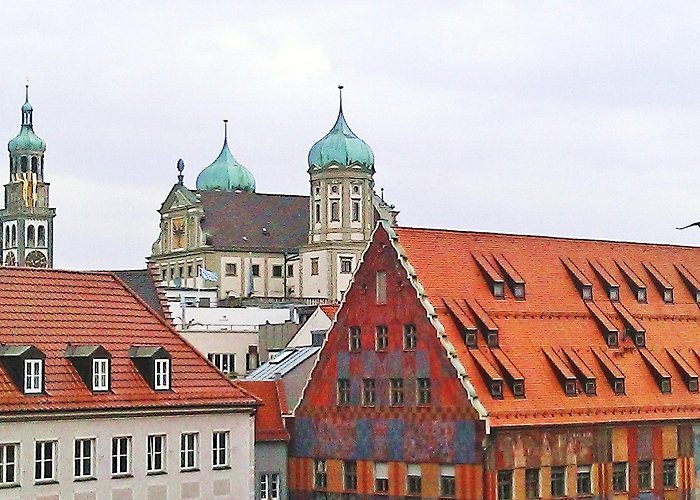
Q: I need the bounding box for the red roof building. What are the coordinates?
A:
[290,222,700,499]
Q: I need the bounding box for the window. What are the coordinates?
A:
[37,226,46,247]
[74,438,94,479]
[337,379,350,405]
[417,378,431,405]
[287,264,294,278]
[638,460,652,490]
[663,289,673,303]
[92,358,109,391]
[406,463,421,495]
[376,271,387,304]
[609,286,619,301]
[362,378,375,406]
[525,468,540,498]
[663,458,676,488]
[208,353,235,374]
[340,257,353,274]
[311,258,319,276]
[24,359,42,394]
[612,462,627,492]
[187,264,193,277]
[0,444,18,486]
[147,435,166,473]
[550,466,566,497]
[252,264,260,277]
[272,265,283,278]
[352,201,360,222]
[403,324,417,350]
[212,431,229,468]
[440,465,456,497]
[390,378,404,405]
[180,433,199,471]
[314,203,320,223]
[111,436,131,476]
[35,440,56,482]
[330,201,340,222]
[374,462,388,493]
[576,465,591,494]
[637,288,647,303]
[349,326,361,351]
[314,459,327,488]
[225,263,237,276]
[26,225,35,247]
[154,358,170,390]
[246,348,260,371]
[497,469,513,500]
[375,325,388,351]
[261,473,280,499]
[344,460,357,490]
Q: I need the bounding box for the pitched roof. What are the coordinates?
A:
[319,304,339,319]
[236,380,290,442]
[393,225,700,427]
[245,345,321,381]
[0,267,257,414]
[199,190,309,252]
[113,268,167,319]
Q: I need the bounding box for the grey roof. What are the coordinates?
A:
[245,345,320,381]
[113,269,164,317]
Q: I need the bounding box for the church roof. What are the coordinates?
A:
[200,190,309,252]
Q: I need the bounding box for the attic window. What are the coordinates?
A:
[563,348,597,396]
[667,348,698,393]
[642,262,674,303]
[586,302,619,347]
[612,302,645,347]
[129,346,172,391]
[592,347,625,396]
[542,347,578,397]
[92,358,109,391]
[639,348,672,394]
[616,260,647,303]
[470,349,504,400]
[65,345,111,393]
[561,257,594,301]
[465,299,499,347]
[589,259,620,302]
[609,287,619,301]
[0,345,45,395]
[493,254,526,300]
[675,263,700,304]
[472,253,505,299]
[613,379,625,395]
[492,348,525,398]
[443,299,478,348]
[155,359,170,390]
[24,359,42,394]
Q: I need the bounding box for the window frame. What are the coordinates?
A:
[344,460,358,491]
[34,440,56,483]
[180,432,199,471]
[663,458,677,488]
[440,464,456,498]
[337,378,350,405]
[0,443,18,486]
[374,462,389,493]
[417,378,431,405]
[314,459,327,489]
[24,358,43,394]
[375,325,388,351]
[403,324,417,350]
[362,378,376,406]
[92,358,109,392]
[154,358,170,390]
[576,464,592,495]
[612,461,628,493]
[147,434,166,474]
[390,378,404,406]
[225,263,237,276]
[212,430,229,469]
[310,258,319,276]
[638,460,652,491]
[111,436,132,477]
[260,472,280,500]
[74,438,95,480]
[550,465,566,497]
[525,467,540,499]
[497,469,513,500]
[272,265,283,278]
[348,326,361,351]
[340,257,353,274]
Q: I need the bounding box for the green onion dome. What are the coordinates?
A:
[8,89,46,153]
[196,121,256,192]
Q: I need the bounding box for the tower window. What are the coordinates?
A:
[287,264,294,277]
[11,226,16,247]
[225,263,237,276]
[252,264,260,277]
[37,226,45,247]
[31,157,38,173]
[20,157,27,172]
[331,201,340,222]
[26,225,35,247]
[314,202,320,223]
[352,201,360,222]
[310,258,319,276]
[4,227,8,247]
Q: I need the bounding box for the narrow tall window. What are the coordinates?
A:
[612,462,627,492]
[525,468,540,498]
[331,201,340,222]
[260,473,280,500]
[417,378,431,405]
[374,462,389,493]
[111,436,131,476]
[92,358,109,391]
[663,459,676,488]
[74,438,94,479]
[390,378,404,405]
[440,465,456,498]
[576,465,592,494]
[314,459,327,488]
[362,378,376,406]
[26,225,35,247]
[550,466,566,496]
[352,200,360,222]
[375,325,388,351]
[35,440,56,483]
[344,460,358,490]
[349,326,361,351]
[337,379,350,405]
[147,435,166,473]
[314,202,320,223]
[212,431,229,468]
[24,359,42,394]
[638,461,652,491]
[403,324,417,350]
[180,433,199,471]
[376,271,387,304]
[311,258,319,276]
[252,264,260,277]
[0,444,18,486]
[406,463,421,496]
[37,226,46,247]
[497,470,513,500]
[154,358,170,390]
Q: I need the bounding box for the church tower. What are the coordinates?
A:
[0,85,56,267]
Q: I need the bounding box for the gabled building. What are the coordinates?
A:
[290,222,700,499]
[0,266,258,498]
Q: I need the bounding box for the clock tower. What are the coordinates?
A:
[0,85,56,268]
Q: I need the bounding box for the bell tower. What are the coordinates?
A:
[0,85,56,268]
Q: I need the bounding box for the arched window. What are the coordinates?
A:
[11,226,16,247]
[20,157,27,172]
[27,225,35,247]
[31,157,38,173]
[37,226,46,247]
[4,227,9,247]
[331,202,340,222]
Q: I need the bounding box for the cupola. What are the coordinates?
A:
[8,85,46,154]
[196,120,256,192]
[308,86,374,173]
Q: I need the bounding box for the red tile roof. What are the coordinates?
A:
[393,226,700,427]
[236,380,290,442]
[319,304,339,319]
[0,267,257,413]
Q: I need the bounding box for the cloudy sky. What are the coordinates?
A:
[2,2,700,270]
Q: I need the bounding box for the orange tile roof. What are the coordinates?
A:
[394,226,700,427]
[236,380,290,442]
[0,267,257,413]
[319,304,339,319]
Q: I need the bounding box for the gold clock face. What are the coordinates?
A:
[172,217,185,249]
[25,250,47,268]
[4,252,16,266]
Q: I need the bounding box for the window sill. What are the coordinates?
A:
[213,465,231,471]
[34,479,58,486]
[111,473,133,480]
[0,483,19,489]
[181,467,200,473]
[74,476,97,482]
[147,470,167,476]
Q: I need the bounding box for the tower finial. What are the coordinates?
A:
[223,119,229,145]
[338,84,344,114]
[25,78,29,102]
[177,159,185,185]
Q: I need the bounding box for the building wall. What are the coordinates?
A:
[0,410,254,500]
[287,308,332,348]
[178,329,258,377]
[283,356,319,411]
[254,441,288,500]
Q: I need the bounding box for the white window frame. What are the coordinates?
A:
[212,431,229,468]
[261,472,280,500]
[24,359,42,394]
[208,353,235,374]
[154,358,170,390]
[147,434,166,474]
[74,438,95,480]
[180,432,199,471]
[0,443,18,486]
[34,440,56,483]
[111,436,131,476]
[92,358,109,391]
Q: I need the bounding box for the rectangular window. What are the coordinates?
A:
[24,359,42,394]
[311,258,319,276]
[352,200,360,222]
[374,462,388,493]
[525,468,540,498]
[406,463,421,495]
[260,473,280,500]
[246,348,260,371]
[612,462,628,492]
[638,460,652,491]
[154,358,170,390]
[390,378,404,405]
[362,378,376,406]
[376,271,387,304]
[187,264,193,277]
[330,201,340,222]
[35,440,56,482]
[111,436,131,476]
[337,379,350,405]
[147,434,166,474]
[314,202,320,224]
[252,264,260,277]
[417,378,431,405]
[375,325,388,351]
[208,353,235,374]
[212,431,229,468]
[576,465,591,495]
[0,444,18,486]
[180,433,199,471]
[340,257,353,274]
[225,263,237,276]
[92,358,109,391]
[314,459,327,488]
[403,324,417,350]
[349,326,361,351]
[344,460,357,490]
[440,465,456,498]
[272,265,283,278]
[663,459,676,488]
[497,469,513,500]
[550,466,566,497]
[287,264,294,277]
[74,438,94,479]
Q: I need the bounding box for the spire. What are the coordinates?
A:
[338,84,344,115]
[223,119,229,146]
[176,159,185,185]
[22,81,33,127]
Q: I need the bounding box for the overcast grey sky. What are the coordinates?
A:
[3,2,700,270]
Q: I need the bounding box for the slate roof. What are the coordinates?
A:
[245,345,321,381]
[0,267,258,413]
[199,190,309,252]
[393,225,700,427]
[236,380,290,442]
[113,268,166,318]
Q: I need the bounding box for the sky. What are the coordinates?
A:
[3,2,700,270]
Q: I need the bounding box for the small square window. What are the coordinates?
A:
[582,286,592,301]
[609,286,619,301]
[512,381,525,397]
[340,257,353,274]
[584,380,596,395]
[225,263,237,276]
[614,379,625,395]
[375,326,388,351]
[465,331,477,348]
[660,378,671,393]
[565,380,576,396]
[487,332,499,347]
[491,381,503,398]
[252,264,260,277]
[635,332,646,347]
[663,289,673,303]
[607,333,618,347]
[513,284,525,299]
[154,358,170,390]
[272,265,283,278]
[689,378,699,393]
[637,288,647,303]
[493,282,505,298]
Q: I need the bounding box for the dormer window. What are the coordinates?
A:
[493,282,504,298]
[637,288,647,303]
[129,346,172,391]
[155,359,170,390]
[92,358,109,391]
[609,286,619,301]
[581,286,592,301]
[24,359,42,394]
[65,345,111,393]
[0,345,45,395]
[663,289,673,303]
